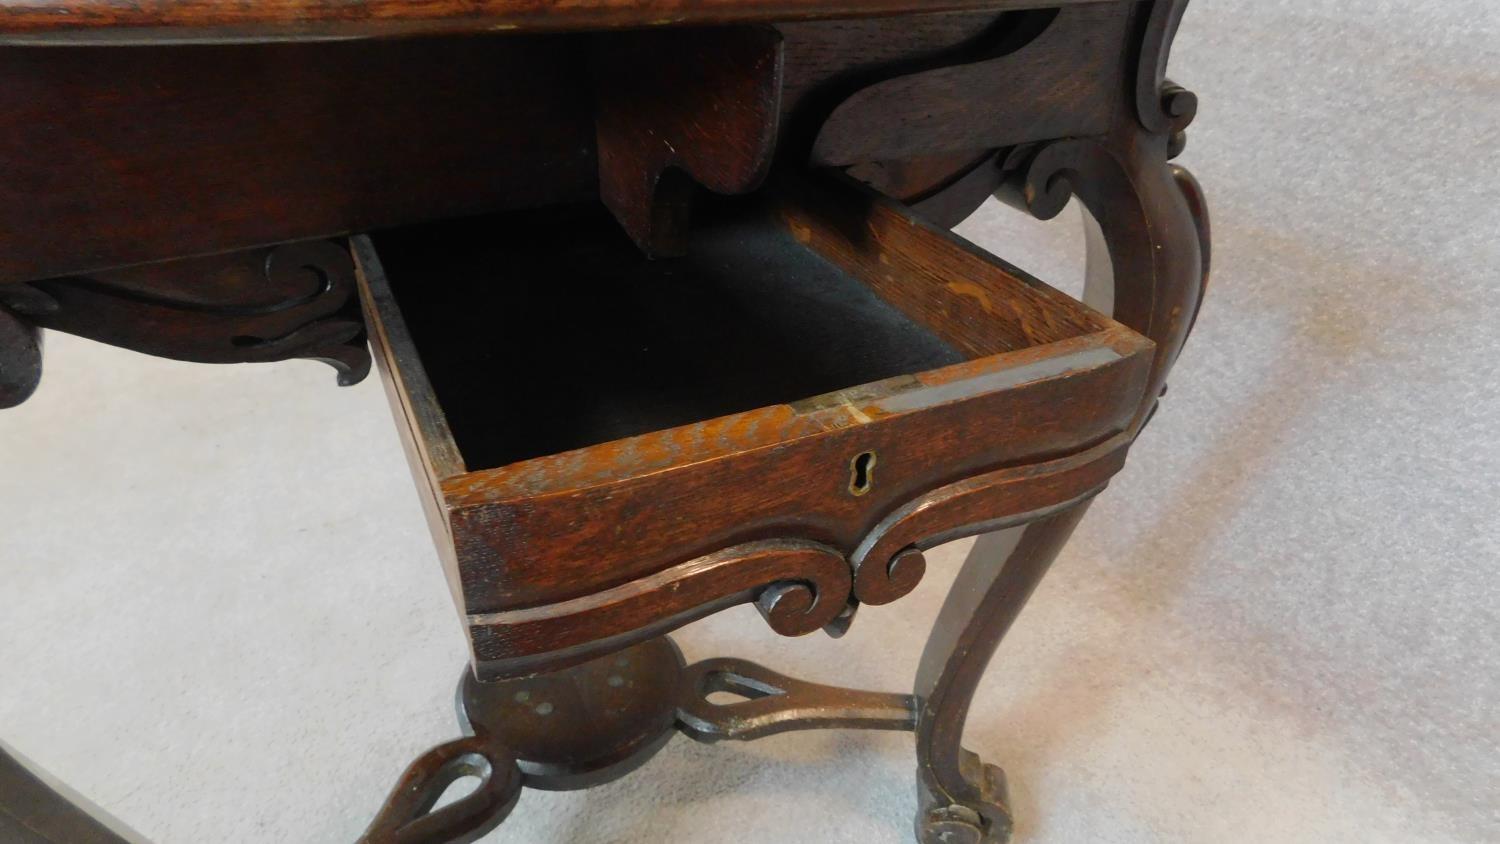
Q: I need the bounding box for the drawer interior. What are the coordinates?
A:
[371,202,965,472]
[356,176,1153,678]
[360,179,1121,481]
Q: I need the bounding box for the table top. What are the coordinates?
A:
[0,0,1099,44]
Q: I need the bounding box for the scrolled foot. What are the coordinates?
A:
[918,749,1013,844]
[921,806,988,844]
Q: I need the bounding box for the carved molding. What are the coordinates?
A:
[989,0,1208,431]
[468,433,1134,680]
[851,434,1130,605]
[0,240,370,403]
[1135,0,1198,142]
[468,539,853,677]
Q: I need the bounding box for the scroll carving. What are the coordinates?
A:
[1135,0,1198,141]
[851,435,1131,606]
[991,1,1208,429]
[467,539,853,679]
[467,431,1136,681]
[0,240,370,395]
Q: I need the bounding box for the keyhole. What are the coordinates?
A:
[849,451,877,496]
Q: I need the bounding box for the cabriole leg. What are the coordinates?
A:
[913,503,1092,844]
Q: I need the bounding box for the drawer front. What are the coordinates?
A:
[447,338,1148,614]
[356,178,1154,680]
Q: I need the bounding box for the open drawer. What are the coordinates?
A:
[354,178,1153,680]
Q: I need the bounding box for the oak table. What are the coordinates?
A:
[0,2,1210,842]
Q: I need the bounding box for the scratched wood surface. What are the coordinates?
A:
[357,179,1153,679]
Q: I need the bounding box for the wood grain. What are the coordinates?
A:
[3,241,370,386]
[359,179,1153,678]
[0,36,596,284]
[772,175,1111,358]
[810,3,1126,166]
[594,26,783,256]
[0,0,1106,44]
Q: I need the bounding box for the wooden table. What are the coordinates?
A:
[0,2,1210,842]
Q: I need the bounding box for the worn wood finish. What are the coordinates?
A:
[362,639,683,839]
[677,656,918,742]
[0,0,1102,44]
[356,734,523,844]
[594,26,783,256]
[851,436,1125,606]
[357,178,1153,680]
[5,1,1212,841]
[459,637,687,789]
[0,240,371,387]
[996,0,1207,429]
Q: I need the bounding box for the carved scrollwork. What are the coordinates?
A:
[1136,0,1198,144]
[0,239,370,396]
[851,435,1131,607]
[465,433,1138,679]
[468,539,853,680]
[993,54,1207,428]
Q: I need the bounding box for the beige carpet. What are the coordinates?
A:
[2,0,1497,841]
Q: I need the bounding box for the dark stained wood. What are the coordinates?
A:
[0,0,1104,44]
[5,1,1213,841]
[810,3,1126,166]
[467,540,853,676]
[850,435,1127,606]
[843,150,1005,228]
[594,26,783,256]
[356,734,523,844]
[1,240,370,386]
[356,178,1154,680]
[0,36,596,284]
[913,504,1092,844]
[459,637,686,788]
[677,656,918,742]
[996,57,1207,427]
[362,638,683,840]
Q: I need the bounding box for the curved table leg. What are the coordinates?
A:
[913,502,1092,844]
